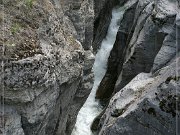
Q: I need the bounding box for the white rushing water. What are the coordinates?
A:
[72,6,125,135]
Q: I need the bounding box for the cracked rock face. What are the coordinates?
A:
[0,0,179,134]
[93,0,180,134]
[98,57,180,135]
[96,0,179,100]
[0,0,94,135]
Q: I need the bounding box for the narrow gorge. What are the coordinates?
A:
[72,6,125,135]
[0,0,180,135]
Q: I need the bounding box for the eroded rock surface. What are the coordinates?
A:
[0,0,94,135]
[96,0,178,100]
[94,0,180,134]
[0,0,179,134]
[98,56,180,135]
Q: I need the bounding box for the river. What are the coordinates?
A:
[72,6,125,135]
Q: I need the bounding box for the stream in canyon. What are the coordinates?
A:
[71,6,125,135]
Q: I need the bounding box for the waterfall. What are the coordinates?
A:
[72,6,125,135]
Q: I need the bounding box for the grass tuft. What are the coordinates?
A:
[11,23,21,35]
[25,0,35,9]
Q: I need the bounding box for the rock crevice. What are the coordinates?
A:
[93,0,180,134]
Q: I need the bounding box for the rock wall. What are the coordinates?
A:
[0,0,94,135]
[0,0,179,135]
[94,0,180,134]
[99,58,180,135]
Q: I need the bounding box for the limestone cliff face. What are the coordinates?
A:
[0,0,179,135]
[94,0,180,134]
[98,58,180,135]
[0,0,94,135]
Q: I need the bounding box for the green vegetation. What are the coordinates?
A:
[4,40,16,47]
[11,23,21,34]
[25,0,35,9]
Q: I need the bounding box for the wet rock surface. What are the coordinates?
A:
[95,32,128,101]
[93,0,123,52]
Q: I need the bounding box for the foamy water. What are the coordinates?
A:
[72,6,125,135]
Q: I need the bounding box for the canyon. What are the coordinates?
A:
[0,0,180,135]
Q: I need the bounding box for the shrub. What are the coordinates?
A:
[11,23,21,34]
[25,0,35,9]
